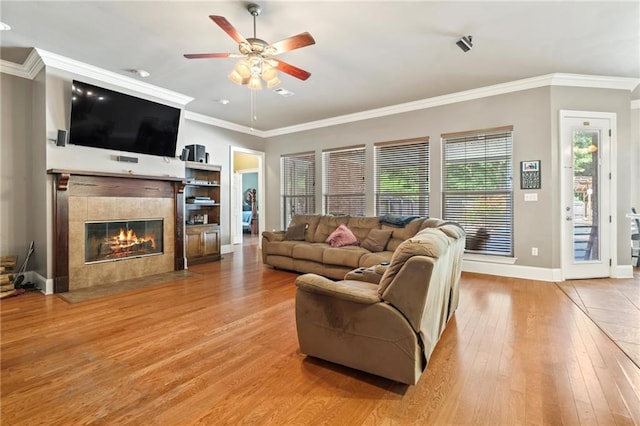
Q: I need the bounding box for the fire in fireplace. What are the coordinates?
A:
[85,219,164,263]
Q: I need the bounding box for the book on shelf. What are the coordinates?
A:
[186,196,215,204]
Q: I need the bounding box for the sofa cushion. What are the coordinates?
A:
[289,214,322,243]
[326,224,358,247]
[346,216,381,241]
[384,218,425,251]
[292,243,327,263]
[361,229,393,252]
[264,240,299,257]
[378,228,450,294]
[359,251,394,268]
[285,222,308,241]
[323,246,368,268]
[314,216,350,243]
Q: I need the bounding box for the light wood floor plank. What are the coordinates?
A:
[2,244,639,425]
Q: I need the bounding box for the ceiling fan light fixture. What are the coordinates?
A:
[234,61,251,78]
[261,65,277,81]
[266,76,281,88]
[228,70,245,85]
[248,75,263,90]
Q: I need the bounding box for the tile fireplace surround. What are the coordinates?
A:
[49,170,185,293]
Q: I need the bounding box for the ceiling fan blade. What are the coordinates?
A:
[184,53,233,59]
[209,15,248,45]
[270,32,316,55]
[272,59,311,81]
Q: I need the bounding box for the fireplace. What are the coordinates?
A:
[49,170,185,293]
[85,219,164,263]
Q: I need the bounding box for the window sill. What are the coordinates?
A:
[463,253,518,265]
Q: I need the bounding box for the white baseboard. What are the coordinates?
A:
[612,264,634,278]
[462,260,563,282]
[463,260,635,281]
[221,244,233,254]
[25,271,52,294]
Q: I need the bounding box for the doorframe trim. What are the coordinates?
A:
[230,147,265,247]
[559,110,618,280]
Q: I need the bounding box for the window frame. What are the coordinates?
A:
[374,137,430,217]
[281,151,316,227]
[441,126,514,257]
[322,145,366,216]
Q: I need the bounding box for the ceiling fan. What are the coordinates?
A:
[184,3,315,90]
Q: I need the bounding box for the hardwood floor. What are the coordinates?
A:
[2,244,639,425]
[557,271,640,368]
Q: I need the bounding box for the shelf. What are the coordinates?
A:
[185,182,220,187]
[186,203,220,207]
[185,161,221,265]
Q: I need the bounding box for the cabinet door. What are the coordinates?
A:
[186,231,202,258]
[202,229,220,256]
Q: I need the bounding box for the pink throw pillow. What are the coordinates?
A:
[325,224,358,248]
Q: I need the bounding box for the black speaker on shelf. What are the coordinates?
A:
[56,129,68,147]
[180,147,190,161]
[185,144,206,163]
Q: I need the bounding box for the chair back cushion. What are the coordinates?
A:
[378,228,450,295]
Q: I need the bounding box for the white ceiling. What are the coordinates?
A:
[1,1,639,132]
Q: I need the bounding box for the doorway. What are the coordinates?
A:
[560,111,616,279]
[230,147,265,247]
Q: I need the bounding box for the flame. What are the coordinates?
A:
[111,228,155,250]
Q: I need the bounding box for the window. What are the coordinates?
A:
[442,126,513,256]
[323,146,365,216]
[281,151,315,226]
[374,138,429,216]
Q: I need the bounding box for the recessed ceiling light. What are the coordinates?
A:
[126,69,150,78]
[216,99,230,105]
[0,22,11,31]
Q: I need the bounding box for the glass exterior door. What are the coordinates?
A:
[571,129,600,262]
[561,112,612,279]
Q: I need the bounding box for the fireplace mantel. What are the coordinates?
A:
[48,170,185,293]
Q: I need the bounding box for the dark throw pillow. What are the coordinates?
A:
[361,229,393,252]
[285,222,308,241]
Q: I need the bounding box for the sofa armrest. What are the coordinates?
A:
[295,273,381,304]
[262,231,285,242]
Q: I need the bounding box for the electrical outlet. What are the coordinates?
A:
[531,247,538,256]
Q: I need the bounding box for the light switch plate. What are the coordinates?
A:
[524,193,538,202]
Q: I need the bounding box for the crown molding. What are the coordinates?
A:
[3,51,637,136]
[264,73,640,137]
[183,111,268,138]
[34,48,193,106]
[0,48,44,80]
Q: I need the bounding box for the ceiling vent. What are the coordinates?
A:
[274,88,295,97]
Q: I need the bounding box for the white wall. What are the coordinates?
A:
[1,65,264,284]
[265,87,553,268]
[264,85,635,272]
[632,104,640,211]
[1,73,32,261]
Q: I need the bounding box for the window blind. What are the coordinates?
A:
[374,138,429,216]
[442,127,513,256]
[281,151,315,226]
[323,146,365,216]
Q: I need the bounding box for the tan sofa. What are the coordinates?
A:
[261,214,430,280]
[294,222,465,385]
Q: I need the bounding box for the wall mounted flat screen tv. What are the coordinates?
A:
[69,80,181,157]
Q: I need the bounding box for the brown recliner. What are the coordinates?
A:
[294,222,465,385]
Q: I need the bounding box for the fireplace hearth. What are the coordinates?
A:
[85,219,163,263]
